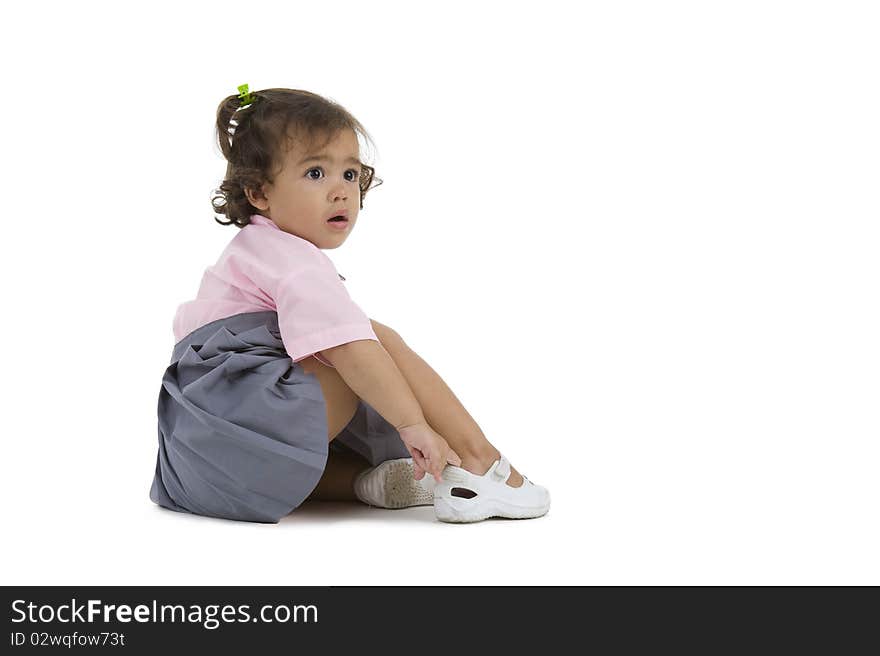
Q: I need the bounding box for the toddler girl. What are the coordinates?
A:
[149,85,550,524]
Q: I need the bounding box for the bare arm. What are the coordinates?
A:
[319,339,426,431]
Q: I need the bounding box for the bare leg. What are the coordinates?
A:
[374,323,523,488]
[302,448,371,502]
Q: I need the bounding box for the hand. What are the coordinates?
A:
[396,421,463,484]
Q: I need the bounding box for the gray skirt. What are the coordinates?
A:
[149,310,411,523]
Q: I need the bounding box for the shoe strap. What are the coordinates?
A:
[491,455,511,482]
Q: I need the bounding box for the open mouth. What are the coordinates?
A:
[327,216,348,223]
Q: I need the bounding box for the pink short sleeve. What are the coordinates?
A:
[275,266,378,366]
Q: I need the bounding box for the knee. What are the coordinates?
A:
[370,319,405,348]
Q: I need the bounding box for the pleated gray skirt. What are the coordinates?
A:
[149,310,411,523]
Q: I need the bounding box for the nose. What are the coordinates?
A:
[329,180,348,203]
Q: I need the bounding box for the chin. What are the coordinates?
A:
[320,238,346,250]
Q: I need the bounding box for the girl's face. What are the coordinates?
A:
[247,128,362,249]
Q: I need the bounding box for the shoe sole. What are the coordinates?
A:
[366,458,434,509]
[434,495,551,523]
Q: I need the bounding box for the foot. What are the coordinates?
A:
[433,452,550,523]
[353,458,435,509]
[459,449,524,488]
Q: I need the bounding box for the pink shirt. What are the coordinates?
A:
[172,213,378,368]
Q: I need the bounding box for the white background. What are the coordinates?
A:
[1,0,877,585]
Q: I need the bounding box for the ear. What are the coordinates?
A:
[244,183,269,211]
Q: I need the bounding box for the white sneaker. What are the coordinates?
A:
[433,454,550,523]
[353,458,436,509]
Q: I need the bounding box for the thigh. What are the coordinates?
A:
[299,356,360,441]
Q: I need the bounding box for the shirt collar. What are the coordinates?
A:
[248,214,280,231]
[247,214,330,260]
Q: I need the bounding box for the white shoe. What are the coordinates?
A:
[433,454,550,523]
[353,458,435,509]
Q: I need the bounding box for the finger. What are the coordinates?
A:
[428,454,444,483]
[411,450,429,476]
[447,448,462,467]
[427,450,444,479]
[412,460,425,480]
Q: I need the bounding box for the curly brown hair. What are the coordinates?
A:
[211,87,383,228]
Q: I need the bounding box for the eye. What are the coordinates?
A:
[305,167,361,181]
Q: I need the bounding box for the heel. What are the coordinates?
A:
[433,497,457,522]
[434,497,469,523]
[434,493,493,523]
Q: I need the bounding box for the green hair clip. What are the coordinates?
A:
[237,83,256,107]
